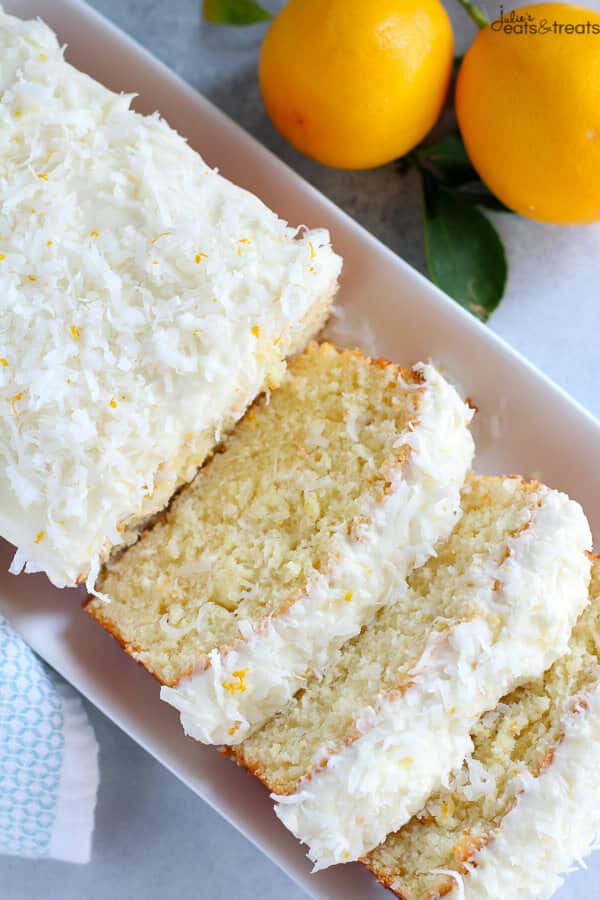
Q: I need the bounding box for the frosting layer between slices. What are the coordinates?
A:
[161,364,474,743]
[272,486,591,867]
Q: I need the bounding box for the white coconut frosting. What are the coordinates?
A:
[273,487,592,868]
[160,364,474,743]
[0,10,341,588]
[443,680,600,900]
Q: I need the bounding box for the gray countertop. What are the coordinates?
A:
[2,0,600,898]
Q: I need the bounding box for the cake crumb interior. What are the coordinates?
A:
[91,343,422,684]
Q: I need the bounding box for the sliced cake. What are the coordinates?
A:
[234,475,591,868]
[87,342,474,743]
[365,555,600,900]
[0,9,341,588]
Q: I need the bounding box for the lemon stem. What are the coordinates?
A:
[455,0,489,29]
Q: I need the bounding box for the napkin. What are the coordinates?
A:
[0,615,99,863]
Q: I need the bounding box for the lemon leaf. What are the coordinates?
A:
[457,183,512,213]
[418,133,476,186]
[418,132,512,210]
[203,0,272,25]
[422,171,507,322]
[452,55,464,81]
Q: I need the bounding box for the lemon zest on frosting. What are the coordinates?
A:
[11,392,23,414]
[222,669,249,695]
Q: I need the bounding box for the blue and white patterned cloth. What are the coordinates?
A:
[0,616,99,863]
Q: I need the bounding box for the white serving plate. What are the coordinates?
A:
[1,1,599,898]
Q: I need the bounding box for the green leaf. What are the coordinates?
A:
[421,132,470,167]
[422,171,507,322]
[418,132,477,187]
[457,182,513,213]
[417,132,513,210]
[203,0,272,25]
[452,55,464,82]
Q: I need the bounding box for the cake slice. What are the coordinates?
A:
[234,475,591,868]
[87,342,474,743]
[365,555,600,900]
[0,9,341,588]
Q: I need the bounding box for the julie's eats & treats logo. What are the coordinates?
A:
[493,5,600,33]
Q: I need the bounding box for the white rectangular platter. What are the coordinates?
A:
[1,1,599,898]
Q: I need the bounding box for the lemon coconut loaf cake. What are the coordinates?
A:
[0,9,341,589]
[87,342,474,744]
[365,555,600,900]
[234,475,592,868]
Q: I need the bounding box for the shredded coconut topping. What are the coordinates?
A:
[273,487,591,868]
[0,10,340,587]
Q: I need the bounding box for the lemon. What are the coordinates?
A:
[456,2,600,224]
[259,0,454,169]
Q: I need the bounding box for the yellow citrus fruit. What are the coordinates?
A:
[456,2,600,225]
[258,0,454,169]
